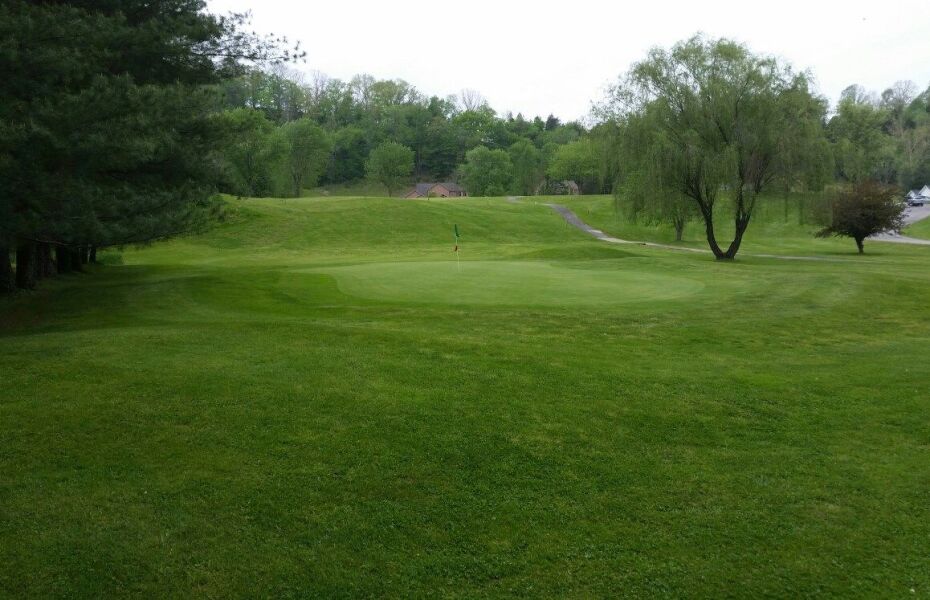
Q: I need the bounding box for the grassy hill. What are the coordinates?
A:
[2,195,929,597]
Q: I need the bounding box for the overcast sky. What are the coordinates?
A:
[207,0,930,121]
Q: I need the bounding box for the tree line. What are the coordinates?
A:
[1,1,613,295]
[211,66,607,198]
[4,4,929,293]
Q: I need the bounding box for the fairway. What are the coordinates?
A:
[2,196,930,597]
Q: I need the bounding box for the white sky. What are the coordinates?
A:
[208,0,930,121]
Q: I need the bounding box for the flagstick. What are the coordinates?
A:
[453,224,460,272]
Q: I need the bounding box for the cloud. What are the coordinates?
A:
[209,0,930,120]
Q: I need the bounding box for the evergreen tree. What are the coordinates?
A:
[0,0,297,291]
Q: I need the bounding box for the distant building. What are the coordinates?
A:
[404,182,466,199]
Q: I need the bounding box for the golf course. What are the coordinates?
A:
[2,194,928,596]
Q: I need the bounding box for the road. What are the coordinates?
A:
[869,205,930,246]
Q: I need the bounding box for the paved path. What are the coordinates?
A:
[546,203,710,254]
[545,203,924,262]
[868,205,930,246]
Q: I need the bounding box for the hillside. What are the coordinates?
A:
[2,196,930,597]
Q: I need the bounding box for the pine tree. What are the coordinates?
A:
[0,0,299,292]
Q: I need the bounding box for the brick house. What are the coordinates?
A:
[403,182,467,199]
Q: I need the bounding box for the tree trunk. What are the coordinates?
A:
[0,246,14,293]
[15,242,38,289]
[721,218,750,259]
[856,237,865,254]
[90,246,97,263]
[37,243,55,279]
[79,247,88,265]
[70,247,83,272]
[56,246,72,274]
[674,217,685,242]
[700,207,727,259]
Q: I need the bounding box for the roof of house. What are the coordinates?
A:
[409,182,464,196]
[437,182,464,193]
[413,183,434,196]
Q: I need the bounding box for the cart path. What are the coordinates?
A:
[545,203,930,261]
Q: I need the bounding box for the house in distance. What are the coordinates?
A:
[905,185,930,206]
[404,182,467,199]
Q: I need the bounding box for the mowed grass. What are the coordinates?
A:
[2,195,930,597]
[906,213,930,239]
[553,193,854,255]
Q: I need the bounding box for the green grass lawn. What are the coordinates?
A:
[304,180,393,197]
[2,195,929,597]
[905,213,930,239]
[550,192,859,256]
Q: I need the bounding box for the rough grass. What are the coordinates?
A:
[905,213,930,239]
[305,180,392,197]
[551,192,850,255]
[2,195,929,597]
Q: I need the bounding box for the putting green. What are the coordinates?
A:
[310,260,703,306]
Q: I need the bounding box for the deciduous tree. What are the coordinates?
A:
[282,119,332,197]
[508,140,543,195]
[366,142,414,197]
[547,138,602,193]
[460,146,513,197]
[217,108,285,196]
[828,92,895,183]
[605,35,827,259]
[816,181,904,253]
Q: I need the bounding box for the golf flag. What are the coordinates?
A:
[453,224,460,252]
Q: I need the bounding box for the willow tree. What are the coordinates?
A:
[615,112,698,241]
[607,36,827,259]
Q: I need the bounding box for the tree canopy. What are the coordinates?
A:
[460,147,514,197]
[0,0,295,289]
[816,181,905,253]
[604,35,829,259]
[282,119,332,197]
[508,140,543,196]
[366,142,414,197]
[214,68,596,197]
